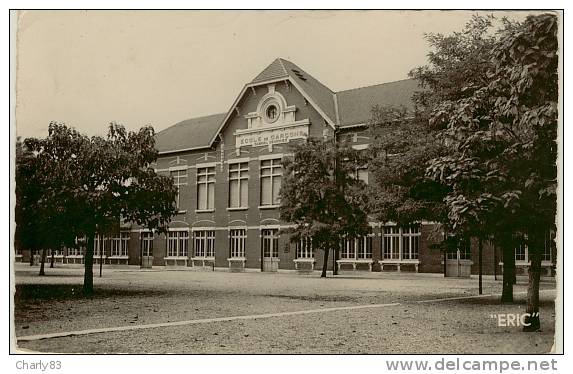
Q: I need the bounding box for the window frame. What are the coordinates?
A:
[196,167,216,211]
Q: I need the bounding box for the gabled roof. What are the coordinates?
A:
[251,58,289,83]
[155,113,226,153]
[336,78,421,127]
[155,59,421,154]
[279,59,337,128]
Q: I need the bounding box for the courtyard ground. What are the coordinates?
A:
[12,263,557,354]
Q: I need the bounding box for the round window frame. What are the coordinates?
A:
[262,99,281,124]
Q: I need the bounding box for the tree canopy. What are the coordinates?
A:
[15,122,179,293]
[280,138,371,277]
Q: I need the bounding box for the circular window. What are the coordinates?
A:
[264,103,279,123]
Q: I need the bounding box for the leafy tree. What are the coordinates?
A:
[17,122,179,294]
[280,138,370,277]
[15,135,79,275]
[367,16,498,280]
[425,13,558,330]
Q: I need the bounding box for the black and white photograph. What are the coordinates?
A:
[7,6,564,369]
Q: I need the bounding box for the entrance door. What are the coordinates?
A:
[141,232,154,268]
[262,229,279,272]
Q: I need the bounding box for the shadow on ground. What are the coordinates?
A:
[14,284,169,302]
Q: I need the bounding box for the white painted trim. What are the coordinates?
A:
[191,227,217,232]
[168,165,189,172]
[195,162,218,169]
[234,119,310,136]
[227,226,248,230]
[167,227,190,232]
[225,157,251,164]
[259,205,280,210]
[195,209,216,213]
[227,207,249,211]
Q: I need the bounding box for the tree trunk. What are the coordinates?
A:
[50,251,55,268]
[501,241,515,303]
[333,243,339,276]
[29,249,35,266]
[321,249,330,278]
[523,247,542,332]
[443,249,447,277]
[478,237,483,295]
[39,248,47,276]
[493,244,497,281]
[84,235,95,295]
[99,237,103,278]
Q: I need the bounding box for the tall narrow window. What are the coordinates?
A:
[262,229,279,257]
[167,231,189,257]
[260,159,282,206]
[197,167,215,210]
[341,237,372,259]
[383,226,400,259]
[401,226,420,260]
[296,237,314,259]
[194,230,215,258]
[515,243,526,262]
[229,229,246,258]
[142,232,154,256]
[170,169,188,210]
[357,236,373,259]
[229,163,249,208]
[341,238,357,259]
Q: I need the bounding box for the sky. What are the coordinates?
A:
[14,10,537,139]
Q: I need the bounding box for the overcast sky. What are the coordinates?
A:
[15,10,537,139]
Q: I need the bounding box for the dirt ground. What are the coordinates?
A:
[12,263,557,354]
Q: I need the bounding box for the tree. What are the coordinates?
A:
[15,136,78,275]
[367,16,498,279]
[424,14,558,329]
[280,138,370,277]
[17,122,179,294]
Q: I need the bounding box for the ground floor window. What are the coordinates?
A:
[194,230,215,258]
[110,232,130,257]
[262,229,279,258]
[229,229,246,258]
[67,246,83,256]
[296,237,314,259]
[446,244,471,260]
[168,230,189,257]
[46,248,63,257]
[515,243,527,262]
[383,226,400,259]
[401,226,420,260]
[383,226,420,260]
[341,236,372,259]
[515,232,553,263]
[141,232,153,256]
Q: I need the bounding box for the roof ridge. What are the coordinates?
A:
[336,78,416,94]
[280,58,335,94]
[277,58,288,76]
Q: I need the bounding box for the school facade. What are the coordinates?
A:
[17,58,554,276]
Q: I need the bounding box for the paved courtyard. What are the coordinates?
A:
[12,263,557,354]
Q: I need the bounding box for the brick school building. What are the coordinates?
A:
[17,58,554,277]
